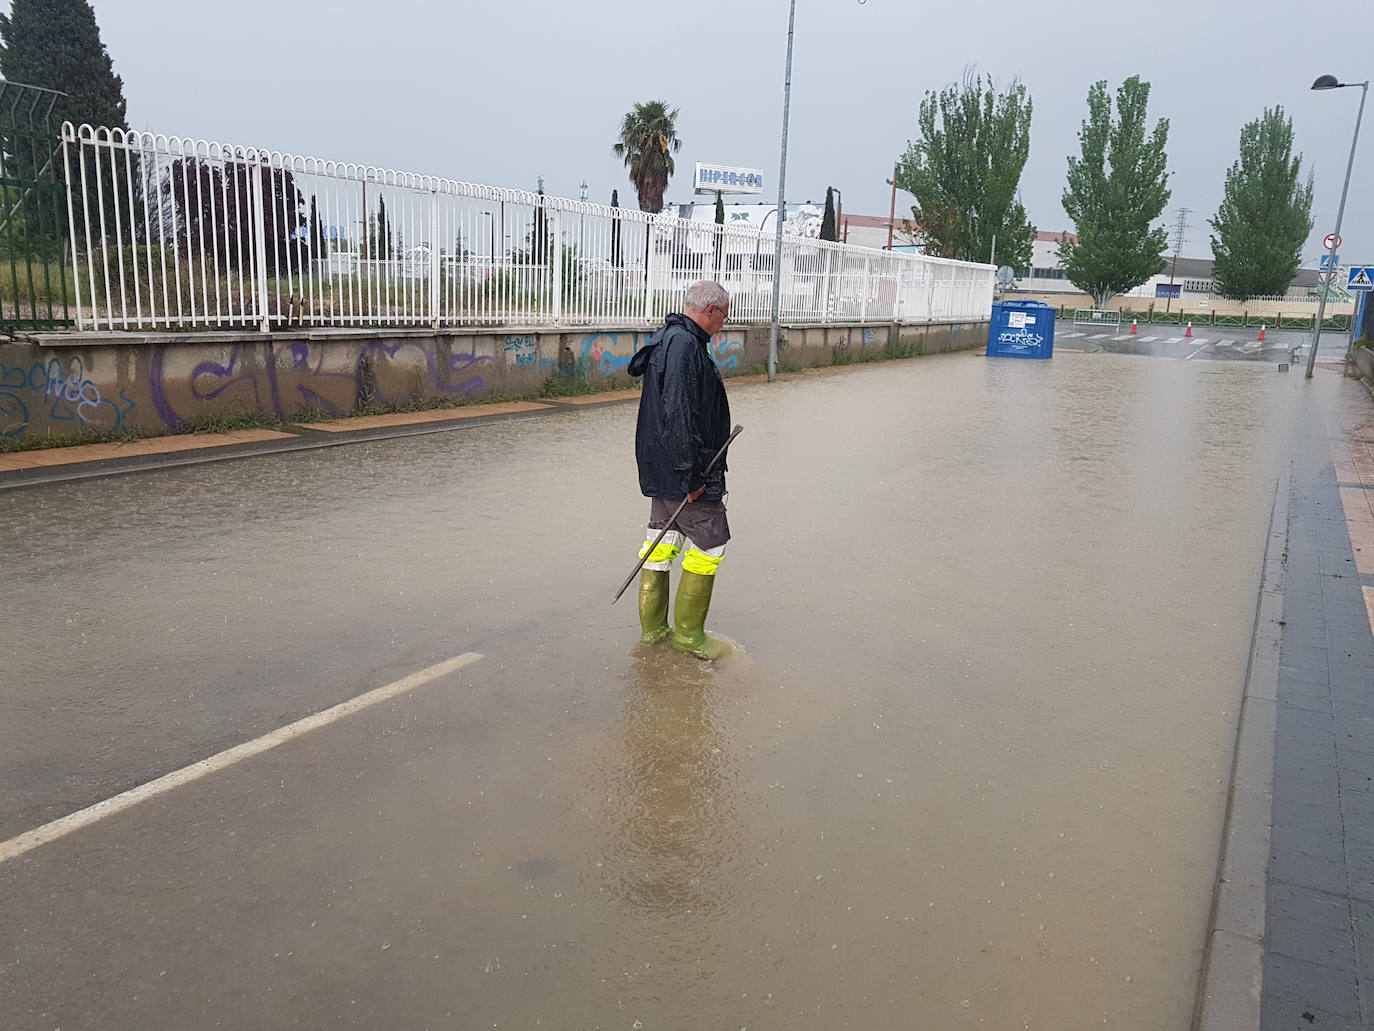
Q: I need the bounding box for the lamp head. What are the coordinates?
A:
[1312,74,1343,90]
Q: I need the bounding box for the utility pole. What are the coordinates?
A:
[1165,207,1189,313]
[887,166,897,250]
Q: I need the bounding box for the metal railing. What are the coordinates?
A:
[1072,308,1121,328]
[0,81,73,329]
[60,122,995,333]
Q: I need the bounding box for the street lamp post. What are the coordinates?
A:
[1306,73,1368,380]
[767,0,797,383]
[767,1,866,382]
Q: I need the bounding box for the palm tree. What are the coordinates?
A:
[613,100,682,213]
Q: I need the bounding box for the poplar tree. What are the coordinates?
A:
[1060,76,1171,307]
[1210,106,1313,300]
[894,72,1035,268]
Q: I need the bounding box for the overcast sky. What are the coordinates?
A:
[66,0,1374,263]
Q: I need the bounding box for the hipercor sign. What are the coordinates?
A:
[694,163,765,196]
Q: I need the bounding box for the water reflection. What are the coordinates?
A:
[597,644,743,917]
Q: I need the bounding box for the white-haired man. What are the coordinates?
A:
[625,280,734,659]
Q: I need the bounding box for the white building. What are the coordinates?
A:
[1014,231,1333,302]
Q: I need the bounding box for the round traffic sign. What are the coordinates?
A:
[1325,233,1342,249]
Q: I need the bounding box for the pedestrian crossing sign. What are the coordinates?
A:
[1348,266,1374,292]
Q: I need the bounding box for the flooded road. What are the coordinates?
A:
[0,351,1314,1028]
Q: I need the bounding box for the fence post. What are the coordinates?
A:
[428,189,440,329]
[642,221,654,322]
[249,153,271,333]
[61,130,87,331]
[821,247,832,324]
[859,255,871,322]
[551,208,563,323]
[892,256,906,324]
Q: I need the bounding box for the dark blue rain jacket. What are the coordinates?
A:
[627,313,732,501]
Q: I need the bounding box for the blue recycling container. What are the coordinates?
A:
[986,300,1056,359]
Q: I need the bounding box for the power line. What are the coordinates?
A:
[1164,208,1190,313]
[1171,207,1190,257]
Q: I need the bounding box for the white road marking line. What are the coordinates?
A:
[1215,339,1234,347]
[1184,345,1208,360]
[1164,336,1186,343]
[0,652,484,865]
[1088,332,1114,339]
[1058,331,1086,339]
[1137,335,1160,342]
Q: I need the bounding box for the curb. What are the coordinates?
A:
[0,402,585,493]
[1191,469,1289,1031]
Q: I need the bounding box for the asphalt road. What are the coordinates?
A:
[0,350,1320,1029]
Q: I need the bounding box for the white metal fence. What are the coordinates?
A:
[61,123,995,333]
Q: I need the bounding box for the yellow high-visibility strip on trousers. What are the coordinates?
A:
[639,529,684,571]
[682,544,725,576]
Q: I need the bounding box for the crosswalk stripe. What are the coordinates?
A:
[1165,336,1185,343]
[1216,340,1234,347]
[1137,335,1160,342]
[1089,333,1113,339]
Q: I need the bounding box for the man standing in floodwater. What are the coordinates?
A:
[626,280,733,660]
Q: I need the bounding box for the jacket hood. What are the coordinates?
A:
[627,313,709,377]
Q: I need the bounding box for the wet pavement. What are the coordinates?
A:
[1056,324,1329,364]
[1260,380,1374,1030]
[0,347,1365,1029]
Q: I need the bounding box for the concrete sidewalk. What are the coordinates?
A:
[0,392,643,489]
[1257,375,1374,1030]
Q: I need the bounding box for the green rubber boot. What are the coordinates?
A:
[638,569,671,643]
[671,570,732,660]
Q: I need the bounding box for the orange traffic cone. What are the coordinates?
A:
[1258,323,1266,342]
[1185,321,1193,338]
[1131,318,1138,334]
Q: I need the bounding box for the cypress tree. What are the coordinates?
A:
[0,0,128,131]
[820,187,837,242]
[0,1,131,245]
[610,189,622,268]
[713,190,725,274]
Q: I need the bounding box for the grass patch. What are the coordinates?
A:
[540,373,599,398]
[178,410,286,434]
[0,425,156,453]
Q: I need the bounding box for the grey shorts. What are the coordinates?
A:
[648,496,731,551]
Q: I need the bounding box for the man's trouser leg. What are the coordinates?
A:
[672,542,730,660]
[636,528,682,643]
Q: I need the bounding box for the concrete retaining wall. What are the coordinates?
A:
[0,320,986,440]
[1353,343,1373,385]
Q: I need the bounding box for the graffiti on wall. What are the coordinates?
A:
[506,335,556,371]
[710,332,746,371]
[579,333,637,377]
[148,338,494,428]
[0,356,136,436]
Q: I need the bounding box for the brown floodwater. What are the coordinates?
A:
[0,350,1311,1029]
